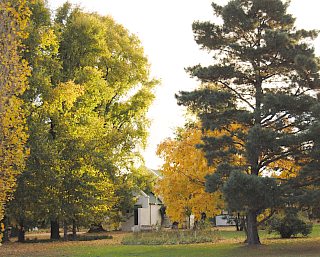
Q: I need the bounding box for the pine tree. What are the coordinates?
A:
[177,0,320,245]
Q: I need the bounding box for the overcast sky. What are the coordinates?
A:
[47,0,320,169]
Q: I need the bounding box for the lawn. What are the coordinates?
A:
[1,225,320,257]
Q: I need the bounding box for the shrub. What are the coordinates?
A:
[122,229,220,245]
[267,208,312,238]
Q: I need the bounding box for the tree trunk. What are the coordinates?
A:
[17,221,25,243]
[18,227,25,243]
[2,216,10,243]
[235,220,240,231]
[234,213,240,231]
[63,221,68,241]
[72,219,77,239]
[50,220,60,240]
[240,216,246,233]
[246,210,260,245]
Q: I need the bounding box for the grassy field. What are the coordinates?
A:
[1,225,320,257]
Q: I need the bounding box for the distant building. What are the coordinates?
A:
[121,191,163,232]
[214,210,236,226]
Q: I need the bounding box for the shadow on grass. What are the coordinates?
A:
[226,238,320,257]
[21,234,113,244]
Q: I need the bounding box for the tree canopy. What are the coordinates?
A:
[0,0,30,240]
[5,0,157,241]
[156,123,223,224]
[177,0,320,245]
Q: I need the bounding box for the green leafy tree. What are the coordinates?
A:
[177,0,320,245]
[56,4,156,169]
[6,0,157,240]
[54,7,157,234]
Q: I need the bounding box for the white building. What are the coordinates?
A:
[214,210,236,226]
[121,191,163,232]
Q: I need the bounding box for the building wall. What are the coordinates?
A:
[135,194,149,208]
[138,207,150,226]
[120,192,163,231]
[150,205,162,226]
[215,215,235,226]
[121,205,162,231]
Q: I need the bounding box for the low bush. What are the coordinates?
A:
[267,208,312,238]
[122,229,219,245]
[70,234,113,241]
[23,234,113,243]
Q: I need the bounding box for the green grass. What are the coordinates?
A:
[310,223,320,236]
[46,239,320,257]
[2,225,320,257]
[63,244,238,257]
[215,222,320,240]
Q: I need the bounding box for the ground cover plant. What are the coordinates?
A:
[122,229,220,245]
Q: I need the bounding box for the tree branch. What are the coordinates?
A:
[217,80,255,110]
[261,112,289,127]
[259,150,296,170]
[178,169,205,187]
[257,209,276,226]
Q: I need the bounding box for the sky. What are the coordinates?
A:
[47,0,320,169]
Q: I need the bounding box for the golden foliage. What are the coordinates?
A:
[268,158,302,179]
[156,125,224,224]
[0,0,30,236]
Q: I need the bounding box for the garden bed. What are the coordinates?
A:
[122,229,220,245]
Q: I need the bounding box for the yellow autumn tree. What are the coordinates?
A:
[156,124,224,225]
[0,0,30,235]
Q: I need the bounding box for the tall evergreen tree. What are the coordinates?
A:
[177,0,320,245]
[290,106,320,220]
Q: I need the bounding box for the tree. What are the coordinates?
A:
[6,1,157,240]
[54,7,157,235]
[0,0,30,241]
[289,111,320,221]
[177,0,320,245]
[4,0,63,241]
[156,123,224,226]
[55,3,157,171]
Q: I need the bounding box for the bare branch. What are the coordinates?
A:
[262,112,289,127]
[217,80,255,110]
[257,209,276,226]
[179,169,205,186]
[259,150,295,170]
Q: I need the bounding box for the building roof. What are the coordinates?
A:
[149,169,163,179]
[147,192,162,205]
